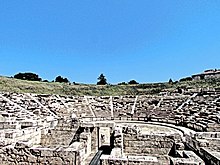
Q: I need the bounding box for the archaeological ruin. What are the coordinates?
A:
[0,88,220,164]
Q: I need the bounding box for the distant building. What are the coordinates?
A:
[192,69,220,80]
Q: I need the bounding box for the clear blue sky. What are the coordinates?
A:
[0,1,220,84]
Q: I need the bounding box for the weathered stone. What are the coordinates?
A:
[27,155,37,163]
[0,92,220,164]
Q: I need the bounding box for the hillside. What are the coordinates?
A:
[0,76,220,96]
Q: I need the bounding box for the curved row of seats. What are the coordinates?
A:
[0,90,220,131]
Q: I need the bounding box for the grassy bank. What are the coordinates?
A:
[0,76,219,96]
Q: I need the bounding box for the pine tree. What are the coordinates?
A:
[97,74,107,85]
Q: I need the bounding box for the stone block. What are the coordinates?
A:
[15,142,31,149]
[50,157,64,164]
[41,149,54,157]
[27,155,37,163]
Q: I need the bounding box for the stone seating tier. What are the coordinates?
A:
[1,91,220,132]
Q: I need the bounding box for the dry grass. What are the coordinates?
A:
[0,76,219,96]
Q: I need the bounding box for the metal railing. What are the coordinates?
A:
[89,150,103,165]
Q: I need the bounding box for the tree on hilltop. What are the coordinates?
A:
[55,76,69,83]
[128,80,139,85]
[97,74,107,85]
[14,72,42,81]
[169,78,173,84]
[118,82,127,85]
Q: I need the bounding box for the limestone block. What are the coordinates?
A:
[17,162,29,165]
[41,149,54,157]
[27,155,37,163]
[15,141,31,149]
[50,157,64,165]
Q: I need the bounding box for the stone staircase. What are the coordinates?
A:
[40,119,78,148]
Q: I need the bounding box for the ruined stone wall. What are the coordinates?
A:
[0,142,80,165]
[79,132,92,159]
[200,148,220,165]
[123,134,174,155]
[40,119,77,147]
[170,150,205,165]
[91,127,98,151]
